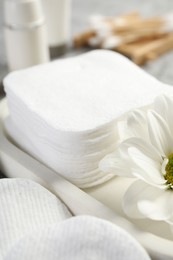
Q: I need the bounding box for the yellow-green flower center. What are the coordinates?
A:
[164,153,173,186]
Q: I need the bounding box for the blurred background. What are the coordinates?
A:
[1,0,173,86]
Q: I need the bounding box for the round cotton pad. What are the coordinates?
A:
[5,216,151,260]
[0,179,71,259]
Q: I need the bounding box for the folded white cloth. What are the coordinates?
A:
[0,179,71,259]
[4,50,173,187]
[5,216,151,260]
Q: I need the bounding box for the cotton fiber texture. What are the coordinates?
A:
[4,50,173,187]
[5,216,151,260]
[0,179,71,259]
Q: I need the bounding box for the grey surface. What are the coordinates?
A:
[1,0,173,86]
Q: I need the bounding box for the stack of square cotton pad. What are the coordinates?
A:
[4,50,173,188]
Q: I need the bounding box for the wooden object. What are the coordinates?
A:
[73,12,173,65]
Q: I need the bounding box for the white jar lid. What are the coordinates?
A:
[4,0,44,28]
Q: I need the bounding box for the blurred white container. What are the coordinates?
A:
[4,0,49,71]
[42,0,71,58]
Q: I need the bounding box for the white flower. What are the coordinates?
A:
[100,94,173,223]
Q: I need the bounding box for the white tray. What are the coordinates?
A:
[0,98,173,260]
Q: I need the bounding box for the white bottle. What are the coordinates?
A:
[42,0,71,58]
[4,0,50,71]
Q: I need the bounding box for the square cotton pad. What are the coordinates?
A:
[3,50,173,188]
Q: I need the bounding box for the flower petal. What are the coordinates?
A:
[122,137,162,163]
[117,137,164,184]
[117,120,130,141]
[154,95,173,132]
[128,146,166,185]
[147,110,173,156]
[126,110,149,140]
[123,180,173,220]
[154,95,169,122]
[100,137,164,181]
[118,109,148,141]
[165,216,173,225]
[99,153,133,177]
